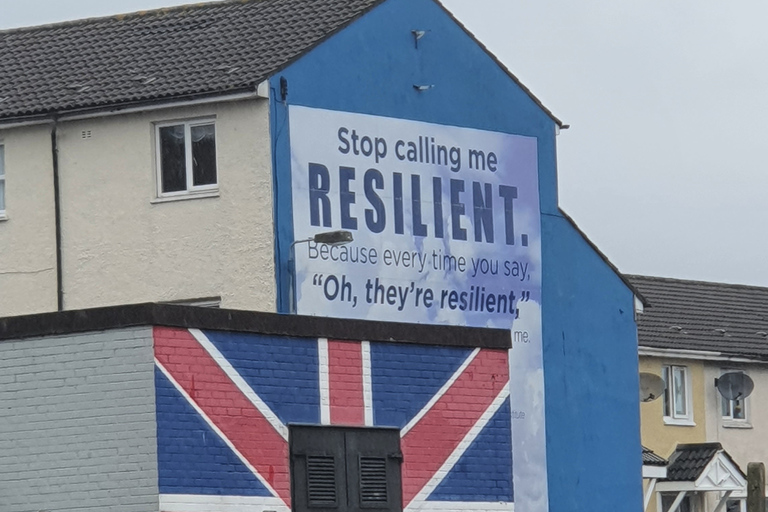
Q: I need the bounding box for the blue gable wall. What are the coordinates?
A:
[269,0,642,510]
[541,214,643,510]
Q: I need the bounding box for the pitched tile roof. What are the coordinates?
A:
[0,0,563,126]
[663,443,745,482]
[0,0,383,121]
[629,274,768,360]
[642,445,668,467]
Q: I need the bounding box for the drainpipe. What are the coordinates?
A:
[51,119,63,311]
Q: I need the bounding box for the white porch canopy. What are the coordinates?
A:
[655,448,746,512]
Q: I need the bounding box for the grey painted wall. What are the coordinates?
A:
[0,327,159,512]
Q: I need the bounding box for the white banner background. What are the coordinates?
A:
[289,106,548,511]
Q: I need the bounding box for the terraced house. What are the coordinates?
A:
[631,275,768,512]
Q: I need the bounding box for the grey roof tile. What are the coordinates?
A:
[629,275,768,360]
[0,0,563,126]
[0,0,383,120]
[662,443,745,482]
[663,443,721,481]
[642,445,668,467]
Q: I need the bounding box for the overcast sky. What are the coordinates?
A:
[2,0,766,286]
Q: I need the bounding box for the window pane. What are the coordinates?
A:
[160,125,186,192]
[662,367,671,417]
[191,124,216,186]
[0,179,4,211]
[722,392,731,417]
[733,398,745,419]
[0,144,5,177]
[673,367,687,416]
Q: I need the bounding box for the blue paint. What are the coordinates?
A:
[203,331,321,424]
[271,0,559,313]
[154,368,272,496]
[541,213,643,511]
[269,0,642,509]
[428,398,513,502]
[369,343,472,428]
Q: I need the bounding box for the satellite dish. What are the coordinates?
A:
[715,372,754,400]
[639,373,666,402]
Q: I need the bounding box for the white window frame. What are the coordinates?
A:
[720,369,750,427]
[662,364,694,425]
[154,118,218,199]
[0,142,6,220]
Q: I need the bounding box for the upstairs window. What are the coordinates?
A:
[0,143,5,216]
[662,365,692,424]
[720,370,749,423]
[156,119,217,197]
[290,425,402,512]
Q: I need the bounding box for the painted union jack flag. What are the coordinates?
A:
[154,327,513,512]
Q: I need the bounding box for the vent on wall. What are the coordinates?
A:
[360,457,388,503]
[307,455,338,506]
[81,130,92,139]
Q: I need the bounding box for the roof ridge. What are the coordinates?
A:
[628,274,768,292]
[0,0,257,35]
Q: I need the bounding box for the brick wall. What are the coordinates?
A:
[154,327,512,510]
[0,327,158,512]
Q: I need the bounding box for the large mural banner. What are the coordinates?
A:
[289,106,547,511]
[290,106,541,330]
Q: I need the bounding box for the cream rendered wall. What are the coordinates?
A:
[0,124,58,316]
[640,357,707,512]
[704,363,768,472]
[639,357,707,458]
[56,99,276,311]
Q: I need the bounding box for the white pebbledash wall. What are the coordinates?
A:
[0,98,276,316]
[0,124,58,316]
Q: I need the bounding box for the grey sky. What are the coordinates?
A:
[2,0,766,286]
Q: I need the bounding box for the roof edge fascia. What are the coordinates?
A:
[0,303,511,349]
[0,88,264,130]
[639,346,768,364]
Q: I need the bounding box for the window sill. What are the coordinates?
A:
[151,190,219,204]
[664,417,696,427]
[0,212,7,222]
[722,421,752,429]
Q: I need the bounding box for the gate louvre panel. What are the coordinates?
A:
[291,426,347,512]
[307,455,338,506]
[359,456,388,503]
[346,428,402,512]
[290,426,402,512]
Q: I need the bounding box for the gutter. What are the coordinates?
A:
[639,346,768,364]
[0,86,266,130]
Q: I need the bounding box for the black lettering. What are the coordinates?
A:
[411,175,427,237]
[468,149,486,170]
[308,163,331,227]
[364,168,386,233]
[472,182,494,243]
[338,127,350,154]
[499,185,518,245]
[339,166,357,230]
[450,179,467,241]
